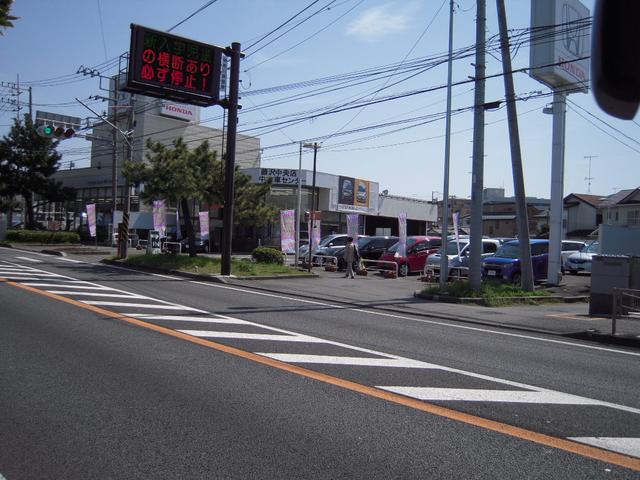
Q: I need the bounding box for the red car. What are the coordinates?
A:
[378,236,442,276]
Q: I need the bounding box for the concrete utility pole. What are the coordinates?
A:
[112,76,119,240]
[496,0,534,291]
[439,0,455,292]
[469,0,487,292]
[221,42,242,276]
[307,142,319,273]
[120,94,135,259]
[547,92,567,286]
[584,155,597,193]
[295,142,303,267]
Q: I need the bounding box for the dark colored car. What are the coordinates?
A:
[328,235,398,270]
[180,236,210,253]
[481,239,551,283]
[378,236,441,276]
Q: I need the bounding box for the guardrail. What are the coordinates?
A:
[611,287,640,335]
[360,258,398,278]
[309,254,338,267]
[422,265,469,282]
[163,241,182,254]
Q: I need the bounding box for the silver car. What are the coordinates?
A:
[426,238,501,279]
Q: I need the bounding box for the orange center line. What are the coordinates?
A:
[3,277,639,472]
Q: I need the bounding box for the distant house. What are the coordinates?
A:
[563,193,604,237]
[482,200,549,238]
[599,188,640,228]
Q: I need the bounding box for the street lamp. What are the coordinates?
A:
[303,142,319,272]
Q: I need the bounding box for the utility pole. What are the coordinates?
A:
[28,86,32,121]
[469,0,487,292]
[295,142,303,267]
[112,75,119,242]
[439,0,455,291]
[496,0,534,291]
[584,155,597,193]
[221,42,242,276]
[307,142,319,272]
[120,94,135,259]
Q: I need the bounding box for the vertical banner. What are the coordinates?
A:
[153,199,166,237]
[452,211,461,256]
[175,208,182,240]
[280,209,296,254]
[310,218,321,252]
[397,212,407,257]
[346,214,359,240]
[86,203,96,238]
[199,211,210,240]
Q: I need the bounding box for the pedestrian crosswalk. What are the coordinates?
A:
[1,259,639,460]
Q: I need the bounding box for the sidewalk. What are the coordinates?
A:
[4,243,640,347]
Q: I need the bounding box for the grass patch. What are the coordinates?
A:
[422,280,551,307]
[121,253,309,277]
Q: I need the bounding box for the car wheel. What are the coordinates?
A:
[399,263,409,277]
[512,272,521,285]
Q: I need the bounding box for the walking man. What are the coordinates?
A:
[344,236,358,279]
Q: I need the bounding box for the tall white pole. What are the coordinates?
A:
[547,91,567,285]
[439,0,455,291]
[295,142,302,266]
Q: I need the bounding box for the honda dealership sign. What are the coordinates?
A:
[160,102,200,122]
[530,0,590,92]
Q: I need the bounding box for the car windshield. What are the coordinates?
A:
[444,242,468,255]
[319,235,340,247]
[583,242,599,254]
[494,243,520,259]
[357,237,370,248]
[386,237,419,254]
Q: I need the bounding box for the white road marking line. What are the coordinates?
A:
[0,275,65,281]
[124,314,251,324]
[189,281,640,358]
[377,387,607,405]
[257,354,440,368]
[568,437,640,458]
[57,257,84,263]
[6,261,639,418]
[14,256,42,263]
[0,270,62,276]
[46,291,150,299]
[81,301,202,310]
[178,330,326,342]
[22,283,109,289]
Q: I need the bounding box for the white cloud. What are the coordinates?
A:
[346,4,410,42]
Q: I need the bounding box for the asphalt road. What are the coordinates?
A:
[1,247,639,479]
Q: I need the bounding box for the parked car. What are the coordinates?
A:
[560,240,588,273]
[328,235,398,270]
[300,233,353,264]
[378,236,441,276]
[481,239,552,283]
[180,236,210,253]
[426,238,501,279]
[565,241,600,275]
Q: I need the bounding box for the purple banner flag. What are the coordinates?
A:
[452,211,461,257]
[280,209,296,254]
[199,211,210,240]
[153,199,166,237]
[397,212,407,258]
[346,214,359,240]
[86,203,96,238]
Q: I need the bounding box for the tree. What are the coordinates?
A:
[0,117,74,229]
[124,138,275,257]
[0,0,17,34]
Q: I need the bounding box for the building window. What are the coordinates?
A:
[627,210,640,226]
[615,211,619,222]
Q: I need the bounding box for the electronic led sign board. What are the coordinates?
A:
[124,24,223,106]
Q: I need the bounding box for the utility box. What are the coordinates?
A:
[0,213,6,241]
[590,255,630,315]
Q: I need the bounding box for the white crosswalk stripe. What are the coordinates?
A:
[567,437,640,458]
[14,256,42,263]
[81,301,202,310]
[46,291,150,298]
[258,354,439,368]
[178,330,326,342]
[125,314,251,324]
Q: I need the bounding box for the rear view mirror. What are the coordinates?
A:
[592,0,640,119]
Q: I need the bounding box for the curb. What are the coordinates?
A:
[99,259,317,283]
[413,291,589,306]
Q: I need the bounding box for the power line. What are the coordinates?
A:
[167,0,221,32]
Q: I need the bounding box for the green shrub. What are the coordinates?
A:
[6,229,80,244]
[251,246,284,264]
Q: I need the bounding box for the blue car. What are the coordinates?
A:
[482,239,550,283]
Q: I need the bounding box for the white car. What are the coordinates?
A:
[565,241,599,275]
[560,240,587,273]
[426,238,501,279]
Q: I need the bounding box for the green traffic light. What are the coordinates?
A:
[43,125,54,136]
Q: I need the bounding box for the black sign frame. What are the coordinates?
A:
[124,24,224,107]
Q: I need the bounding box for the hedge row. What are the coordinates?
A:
[6,229,80,244]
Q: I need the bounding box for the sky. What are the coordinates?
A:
[1,0,638,202]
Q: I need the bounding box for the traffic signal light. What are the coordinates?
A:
[36,124,75,139]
